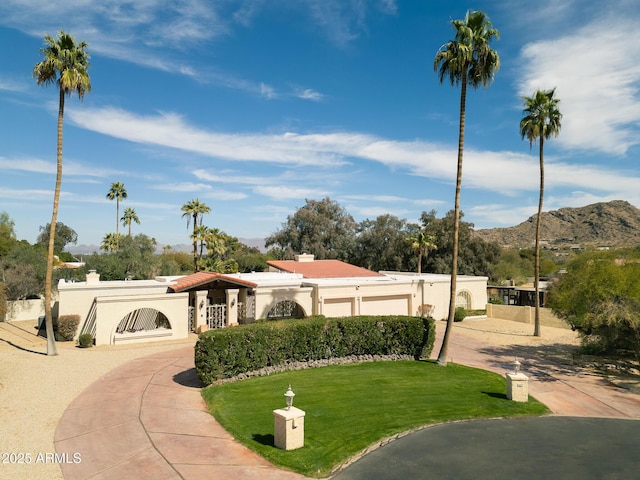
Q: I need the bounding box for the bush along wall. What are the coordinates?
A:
[194,315,435,385]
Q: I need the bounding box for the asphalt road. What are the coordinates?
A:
[332,416,640,480]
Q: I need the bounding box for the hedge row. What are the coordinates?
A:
[194,315,435,385]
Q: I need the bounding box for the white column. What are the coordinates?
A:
[226,289,239,326]
[195,290,208,331]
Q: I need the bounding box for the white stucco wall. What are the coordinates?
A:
[94,293,189,346]
[58,276,189,345]
[254,286,314,320]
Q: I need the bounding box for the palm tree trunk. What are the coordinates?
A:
[115,199,120,249]
[437,70,467,366]
[417,253,422,274]
[534,136,544,337]
[192,214,198,272]
[44,88,66,356]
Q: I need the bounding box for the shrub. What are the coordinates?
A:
[0,283,6,322]
[195,316,435,385]
[56,314,81,341]
[78,333,93,348]
[488,294,504,305]
[454,307,467,322]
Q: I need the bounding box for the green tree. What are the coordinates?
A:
[352,214,417,271]
[1,241,48,300]
[37,222,78,254]
[100,233,120,253]
[85,234,159,280]
[434,10,500,365]
[265,197,357,261]
[159,246,193,275]
[421,209,500,277]
[520,88,562,336]
[34,30,91,355]
[408,230,438,274]
[121,207,140,236]
[106,181,127,246]
[0,212,17,257]
[204,227,228,259]
[181,199,211,272]
[547,250,640,361]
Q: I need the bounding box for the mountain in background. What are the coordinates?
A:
[474,200,640,249]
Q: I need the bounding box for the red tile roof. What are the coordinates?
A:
[267,259,383,278]
[169,272,257,292]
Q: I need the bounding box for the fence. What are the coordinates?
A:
[486,304,569,329]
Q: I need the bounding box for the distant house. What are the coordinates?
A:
[58,255,488,346]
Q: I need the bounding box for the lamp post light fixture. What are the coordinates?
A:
[513,357,521,375]
[284,385,295,410]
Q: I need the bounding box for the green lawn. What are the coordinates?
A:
[202,360,548,478]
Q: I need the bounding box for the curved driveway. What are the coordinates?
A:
[55,323,640,479]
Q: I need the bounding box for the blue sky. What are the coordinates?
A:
[1,0,640,248]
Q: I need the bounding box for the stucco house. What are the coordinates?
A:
[58,254,487,346]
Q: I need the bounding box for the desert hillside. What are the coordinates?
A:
[474,200,640,249]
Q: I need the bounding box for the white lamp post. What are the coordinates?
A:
[284,385,295,410]
[513,357,521,375]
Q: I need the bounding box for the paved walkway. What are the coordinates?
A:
[53,322,640,479]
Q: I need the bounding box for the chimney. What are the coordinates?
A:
[294,253,315,262]
[86,270,100,284]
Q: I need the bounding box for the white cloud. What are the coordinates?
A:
[253,185,329,200]
[518,14,640,155]
[154,182,214,193]
[193,169,267,185]
[295,88,324,101]
[0,156,120,178]
[0,187,54,200]
[0,76,28,93]
[260,82,278,99]
[66,105,640,203]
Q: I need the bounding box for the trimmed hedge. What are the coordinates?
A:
[195,315,435,385]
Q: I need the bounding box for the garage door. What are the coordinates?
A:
[322,298,353,317]
[360,295,410,316]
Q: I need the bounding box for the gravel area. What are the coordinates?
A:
[446,317,580,347]
[0,332,198,480]
[0,318,578,480]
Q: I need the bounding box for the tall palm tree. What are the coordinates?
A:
[121,207,140,236]
[434,10,499,365]
[33,31,91,356]
[106,182,127,247]
[520,88,562,337]
[408,231,437,274]
[180,199,211,272]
